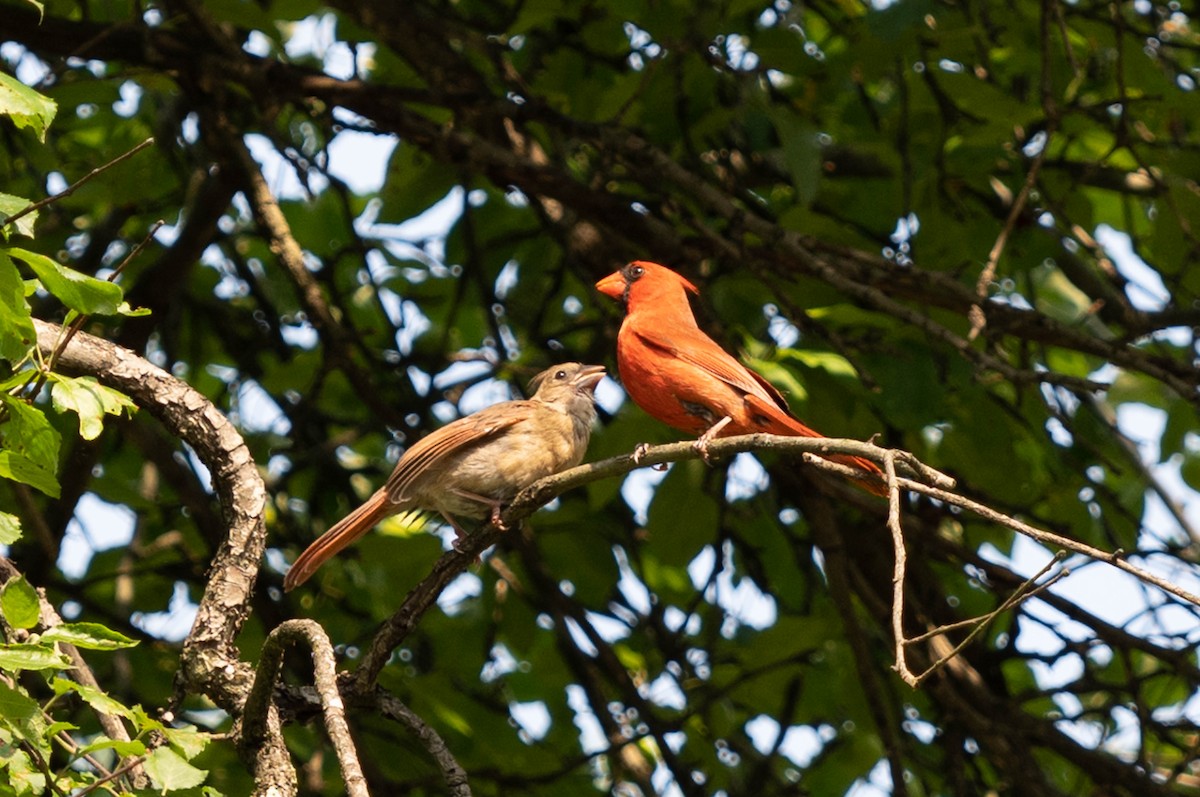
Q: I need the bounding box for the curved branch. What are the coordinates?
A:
[33,320,265,711]
[30,320,297,792]
[372,690,472,797]
[243,620,368,797]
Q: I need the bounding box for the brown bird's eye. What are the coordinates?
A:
[555,369,567,380]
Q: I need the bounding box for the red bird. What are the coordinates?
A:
[596,261,885,495]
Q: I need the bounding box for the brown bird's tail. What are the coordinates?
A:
[742,394,888,497]
[283,490,395,591]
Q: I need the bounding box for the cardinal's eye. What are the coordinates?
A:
[628,264,645,279]
[555,369,568,380]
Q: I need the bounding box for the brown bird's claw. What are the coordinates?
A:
[449,526,484,564]
[632,443,668,471]
[490,504,509,532]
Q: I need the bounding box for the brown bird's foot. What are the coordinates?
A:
[693,416,733,464]
[632,443,668,471]
[444,513,470,548]
[447,520,485,564]
[632,443,650,464]
[489,503,509,532]
[450,488,509,531]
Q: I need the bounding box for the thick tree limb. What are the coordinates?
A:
[30,320,284,783]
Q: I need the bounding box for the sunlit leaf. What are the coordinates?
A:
[42,622,138,650]
[0,642,71,671]
[0,576,40,630]
[144,746,209,791]
[0,71,56,142]
[7,247,123,315]
[50,375,137,440]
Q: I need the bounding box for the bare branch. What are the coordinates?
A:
[373,691,472,797]
[31,321,266,712]
[2,138,155,230]
[351,432,950,689]
[243,620,369,797]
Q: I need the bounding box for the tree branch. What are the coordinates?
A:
[31,322,266,716]
[243,620,367,797]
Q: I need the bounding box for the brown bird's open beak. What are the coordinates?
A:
[574,364,607,393]
[595,271,624,300]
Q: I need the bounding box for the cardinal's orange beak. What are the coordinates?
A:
[595,271,625,299]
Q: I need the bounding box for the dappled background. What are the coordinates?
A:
[3,0,1200,794]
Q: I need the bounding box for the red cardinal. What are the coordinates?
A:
[595,261,885,495]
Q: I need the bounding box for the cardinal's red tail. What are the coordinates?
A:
[284,490,394,591]
[741,394,888,497]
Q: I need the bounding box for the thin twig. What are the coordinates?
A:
[27,219,164,402]
[905,554,1070,687]
[73,755,148,797]
[812,454,1200,608]
[900,475,1199,606]
[352,433,951,688]
[2,138,155,230]
[0,557,148,789]
[884,451,913,685]
[968,141,1048,341]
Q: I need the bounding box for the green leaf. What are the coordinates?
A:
[769,109,822,206]
[7,247,123,315]
[0,576,40,630]
[117,301,152,317]
[0,71,56,142]
[41,622,138,651]
[144,745,209,791]
[0,252,35,362]
[0,642,71,671]
[0,192,36,238]
[0,394,61,497]
[377,141,459,224]
[0,450,60,497]
[0,678,40,724]
[0,679,50,760]
[50,375,137,440]
[2,749,48,796]
[130,704,165,734]
[52,678,135,720]
[162,725,210,759]
[0,511,20,545]
[77,736,147,757]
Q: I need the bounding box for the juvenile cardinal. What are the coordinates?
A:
[595,261,885,495]
[283,363,606,591]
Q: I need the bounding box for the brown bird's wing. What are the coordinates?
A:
[383,402,530,502]
[630,326,790,411]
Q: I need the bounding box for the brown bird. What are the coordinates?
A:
[283,363,606,591]
[595,261,885,495]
